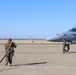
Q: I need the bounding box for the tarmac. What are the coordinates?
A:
[0,43,76,75]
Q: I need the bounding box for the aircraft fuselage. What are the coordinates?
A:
[47,27,76,44]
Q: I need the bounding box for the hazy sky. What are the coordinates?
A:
[0,0,76,38]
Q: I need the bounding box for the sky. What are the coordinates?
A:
[0,0,76,39]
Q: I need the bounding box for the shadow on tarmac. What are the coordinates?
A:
[0,62,48,72]
[69,52,76,54]
[14,62,48,66]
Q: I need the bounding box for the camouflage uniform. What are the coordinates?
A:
[5,42,17,66]
[63,40,67,54]
[66,42,70,53]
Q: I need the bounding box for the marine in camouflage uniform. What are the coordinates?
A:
[63,39,71,54]
[66,42,70,53]
[63,39,67,54]
[5,38,17,66]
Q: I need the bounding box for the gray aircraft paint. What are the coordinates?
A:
[47,27,76,44]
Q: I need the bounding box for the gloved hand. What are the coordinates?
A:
[4,50,7,53]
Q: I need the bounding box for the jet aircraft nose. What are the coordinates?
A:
[46,35,62,42]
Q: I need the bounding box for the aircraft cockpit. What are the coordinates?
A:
[69,27,76,32]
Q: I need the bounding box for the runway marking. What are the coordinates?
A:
[41,65,76,75]
[0,66,19,72]
[42,67,76,68]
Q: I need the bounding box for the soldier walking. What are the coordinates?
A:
[63,39,67,54]
[5,38,17,66]
[66,42,70,53]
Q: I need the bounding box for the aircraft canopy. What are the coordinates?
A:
[69,27,76,32]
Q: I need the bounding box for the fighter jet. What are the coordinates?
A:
[47,27,76,53]
[47,27,76,43]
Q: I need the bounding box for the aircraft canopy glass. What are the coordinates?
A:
[69,27,76,32]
